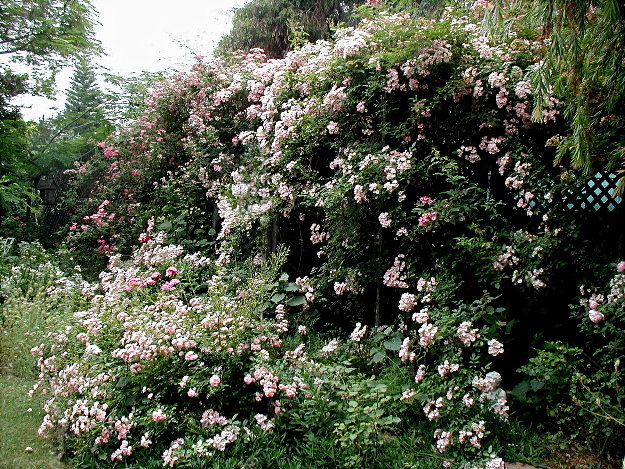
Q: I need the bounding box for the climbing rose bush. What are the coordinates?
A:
[55,2,623,466]
[32,230,513,467]
[32,231,298,465]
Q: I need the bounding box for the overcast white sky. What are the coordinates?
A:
[15,0,249,120]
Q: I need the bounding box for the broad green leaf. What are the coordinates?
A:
[383,338,402,351]
[287,295,307,306]
[271,293,286,303]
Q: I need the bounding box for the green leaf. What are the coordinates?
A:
[511,381,530,397]
[116,375,130,387]
[287,295,307,306]
[530,379,545,392]
[383,338,402,351]
[271,293,286,303]
[505,319,518,335]
[370,383,387,393]
[370,351,386,364]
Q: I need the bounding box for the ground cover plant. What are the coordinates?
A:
[2,1,624,468]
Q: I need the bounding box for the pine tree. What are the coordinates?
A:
[30,56,111,173]
[63,56,106,136]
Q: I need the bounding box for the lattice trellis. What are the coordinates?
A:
[566,171,623,212]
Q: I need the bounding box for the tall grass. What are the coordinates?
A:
[0,239,77,467]
[1,295,51,377]
[0,238,87,469]
[0,239,87,377]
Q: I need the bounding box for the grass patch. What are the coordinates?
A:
[0,295,50,378]
[0,375,66,469]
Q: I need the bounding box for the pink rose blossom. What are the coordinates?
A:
[398,293,416,312]
[415,364,426,383]
[486,457,505,469]
[399,338,416,362]
[457,321,479,346]
[350,322,367,342]
[161,279,180,291]
[418,211,437,226]
[103,146,120,157]
[588,309,605,323]
[418,323,438,347]
[152,409,167,422]
[378,212,392,228]
[209,375,221,386]
[488,339,504,356]
[353,184,367,203]
[334,282,348,295]
[140,433,152,447]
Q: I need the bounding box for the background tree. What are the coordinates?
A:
[0,66,36,214]
[0,0,100,221]
[29,56,110,175]
[63,56,106,135]
[0,0,100,92]
[487,0,625,182]
[103,70,168,126]
[0,100,35,214]
[216,0,366,58]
